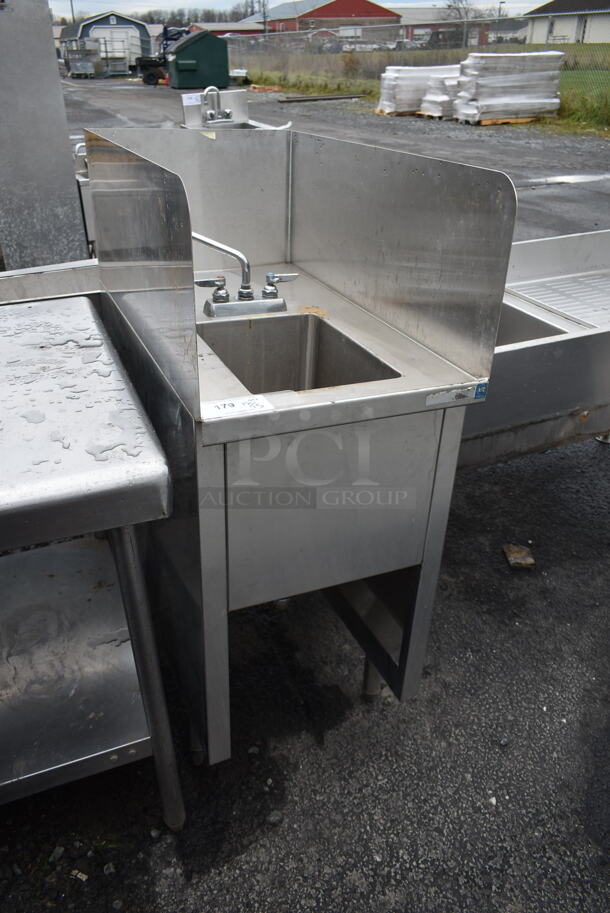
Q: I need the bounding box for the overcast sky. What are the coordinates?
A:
[48,0,536,22]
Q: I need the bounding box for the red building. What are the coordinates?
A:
[242,0,401,33]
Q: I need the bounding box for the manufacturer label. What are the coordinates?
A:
[426,388,469,406]
[201,395,274,422]
[182,93,201,106]
[426,382,489,406]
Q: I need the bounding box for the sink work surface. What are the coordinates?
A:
[195,266,481,443]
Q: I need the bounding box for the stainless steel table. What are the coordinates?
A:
[0,296,184,829]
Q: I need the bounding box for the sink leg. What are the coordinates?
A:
[329,407,466,705]
[190,720,205,767]
[109,526,186,832]
[362,659,382,702]
[397,407,465,701]
[196,441,232,766]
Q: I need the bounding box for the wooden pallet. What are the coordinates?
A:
[416,111,446,120]
[459,116,538,126]
[374,109,418,117]
[249,84,282,93]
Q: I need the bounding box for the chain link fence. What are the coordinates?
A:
[226,18,609,120]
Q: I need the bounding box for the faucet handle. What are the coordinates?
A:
[195,274,225,288]
[262,272,299,299]
[266,272,299,284]
[194,275,230,303]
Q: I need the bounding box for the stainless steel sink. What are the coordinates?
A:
[199,314,400,394]
[84,127,516,769]
[461,232,610,466]
[496,302,566,346]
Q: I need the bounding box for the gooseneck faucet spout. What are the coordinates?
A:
[202,85,221,117]
[192,232,253,300]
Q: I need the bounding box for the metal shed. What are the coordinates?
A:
[60,11,152,73]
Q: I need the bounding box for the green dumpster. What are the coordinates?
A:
[167,31,229,90]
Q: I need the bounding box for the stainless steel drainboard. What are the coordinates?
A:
[514,270,610,329]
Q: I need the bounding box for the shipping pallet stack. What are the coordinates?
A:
[376,51,564,127]
[453,51,564,126]
[376,65,460,117]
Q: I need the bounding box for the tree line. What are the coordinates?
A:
[54,1,510,27]
[133,5,258,24]
[54,4,259,25]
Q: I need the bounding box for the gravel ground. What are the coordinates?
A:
[1,81,608,913]
[2,442,608,913]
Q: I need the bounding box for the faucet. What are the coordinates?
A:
[202,86,231,122]
[202,86,221,120]
[192,232,253,300]
[192,232,299,317]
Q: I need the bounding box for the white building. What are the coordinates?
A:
[525,1,610,43]
[382,5,448,24]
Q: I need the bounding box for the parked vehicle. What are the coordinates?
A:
[426,29,463,50]
[393,39,420,50]
[135,25,188,86]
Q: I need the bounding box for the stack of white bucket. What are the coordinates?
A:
[377,65,460,114]
[453,51,564,123]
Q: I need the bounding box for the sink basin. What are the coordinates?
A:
[496,303,566,346]
[199,314,400,394]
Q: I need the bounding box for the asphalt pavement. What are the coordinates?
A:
[1,81,608,913]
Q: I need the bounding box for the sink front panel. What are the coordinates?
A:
[199,315,399,394]
[225,411,442,609]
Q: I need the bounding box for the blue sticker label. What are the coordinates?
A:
[474,382,489,400]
